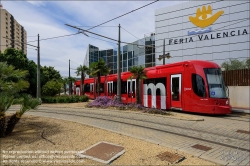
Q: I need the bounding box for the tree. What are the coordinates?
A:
[0,92,14,137]
[0,48,37,96]
[0,62,29,137]
[129,66,147,104]
[0,51,5,62]
[41,66,62,88]
[67,76,76,95]
[221,59,246,70]
[5,94,40,136]
[0,62,29,94]
[246,58,250,69]
[26,60,37,97]
[1,48,28,69]
[61,77,69,95]
[89,58,110,96]
[75,65,89,95]
[42,80,62,96]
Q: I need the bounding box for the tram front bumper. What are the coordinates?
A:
[213,105,232,114]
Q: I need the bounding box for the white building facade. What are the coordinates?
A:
[155,1,250,66]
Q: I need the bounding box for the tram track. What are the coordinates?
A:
[36,107,249,142]
[22,107,250,153]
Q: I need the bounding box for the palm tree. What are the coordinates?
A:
[0,93,14,137]
[67,76,76,95]
[75,65,89,95]
[5,94,40,135]
[0,62,29,137]
[61,77,68,95]
[89,58,110,96]
[129,65,147,104]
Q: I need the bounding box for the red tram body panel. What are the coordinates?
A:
[74,60,232,114]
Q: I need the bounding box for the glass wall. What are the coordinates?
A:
[89,44,99,66]
[145,35,155,68]
[122,45,128,72]
[111,49,117,74]
[99,50,107,62]
[86,34,155,75]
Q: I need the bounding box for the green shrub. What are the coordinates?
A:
[79,96,88,102]
[42,80,62,96]
[41,95,89,103]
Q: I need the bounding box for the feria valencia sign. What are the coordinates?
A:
[168,5,248,45]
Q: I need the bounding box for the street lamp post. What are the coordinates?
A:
[37,34,41,99]
[69,59,71,95]
[163,39,165,65]
[117,24,121,101]
[158,39,171,64]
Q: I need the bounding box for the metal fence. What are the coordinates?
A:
[222,68,250,86]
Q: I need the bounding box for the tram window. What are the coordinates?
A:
[172,77,179,101]
[121,81,127,94]
[85,84,90,92]
[147,89,151,95]
[127,81,135,98]
[99,83,104,93]
[113,82,117,93]
[192,74,206,97]
[204,68,227,98]
[156,88,161,95]
[144,78,155,84]
[132,81,135,94]
[128,81,131,97]
[155,78,165,84]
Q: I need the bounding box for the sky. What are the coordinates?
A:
[1,0,186,77]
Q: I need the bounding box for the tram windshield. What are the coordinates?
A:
[204,68,227,98]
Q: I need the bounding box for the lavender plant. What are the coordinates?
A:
[88,96,171,116]
[88,96,124,108]
[142,108,171,115]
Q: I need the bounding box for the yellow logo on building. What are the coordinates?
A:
[189,5,224,28]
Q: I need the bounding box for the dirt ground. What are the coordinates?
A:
[0,102,215,165]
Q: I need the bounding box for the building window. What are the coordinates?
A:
[145,63,153,68]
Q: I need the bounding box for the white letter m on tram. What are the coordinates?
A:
[143,83,166,109]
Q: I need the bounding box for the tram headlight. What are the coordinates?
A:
[226,100,229,105]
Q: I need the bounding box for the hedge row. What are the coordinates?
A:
[41,95,89,103]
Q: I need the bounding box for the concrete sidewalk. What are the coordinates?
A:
[8,105,250,165]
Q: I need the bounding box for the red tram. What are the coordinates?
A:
[74,60,232,114]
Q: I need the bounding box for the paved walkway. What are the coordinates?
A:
[8,105,250,165]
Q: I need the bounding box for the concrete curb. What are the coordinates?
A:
[232,108,250,114]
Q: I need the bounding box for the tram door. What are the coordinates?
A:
[107,81,113,96]
[90,83,94,97]
[171,74,182,109]
[127,79,136,103]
